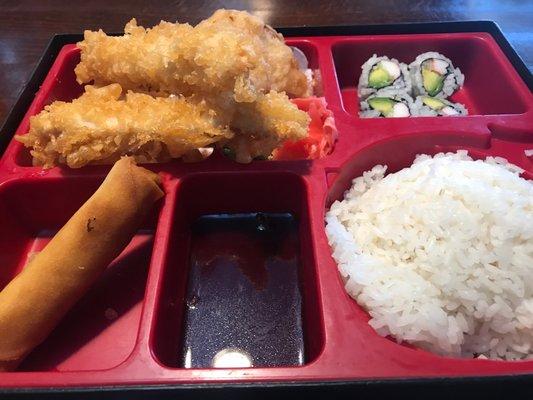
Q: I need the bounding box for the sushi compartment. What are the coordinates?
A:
[0,26,532,391]
[332,33,530,117]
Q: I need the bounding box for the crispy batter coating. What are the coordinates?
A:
[16,84,233,168]
[75,9,309,101]
[220,91,311,163]
[21,10,312,167]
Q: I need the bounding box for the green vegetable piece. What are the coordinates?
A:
[422,68,444,96]
[368,67,391,89]
[422,96,445,110]
[222,146,236,160]
[368,97,395,116]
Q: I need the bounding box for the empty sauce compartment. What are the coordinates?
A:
[182,213,304,368]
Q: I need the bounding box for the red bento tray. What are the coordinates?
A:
[0,21,532,396]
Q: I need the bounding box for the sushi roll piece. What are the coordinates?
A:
[358,55,412,100]
[414,96,468,116]
[359,89,415,118]
[409,52,464,98]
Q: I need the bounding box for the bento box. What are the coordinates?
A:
[0,21,532,397]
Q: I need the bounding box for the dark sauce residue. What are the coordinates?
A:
[180,213,304,368]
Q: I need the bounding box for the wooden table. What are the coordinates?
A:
[0,0,531,126]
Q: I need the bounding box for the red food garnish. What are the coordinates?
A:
[273,97,338,160]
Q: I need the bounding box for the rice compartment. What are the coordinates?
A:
[325,151,533,360]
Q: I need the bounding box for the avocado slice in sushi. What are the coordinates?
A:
[420,96,463,116]
[422,68,444,96]
[368,67,391,89]
[422,96,446,110]
[368,97,395,116]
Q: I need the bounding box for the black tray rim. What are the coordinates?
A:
[2,374,533,399]
[0,20,532,398]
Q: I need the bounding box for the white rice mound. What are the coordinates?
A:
[325,150,533,360]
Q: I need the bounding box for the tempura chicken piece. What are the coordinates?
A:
[74,10,311,163]
[219,91,311,163]
[16,84,233,168]
[75,9,309,101]
[76,20,193,97]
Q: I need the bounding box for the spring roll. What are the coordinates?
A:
[0,157,164,371]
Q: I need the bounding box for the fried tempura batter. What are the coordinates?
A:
[19,10,312,167]
[221,91,311,163]
[16,84,233,168]
[75,9,309,100]
[73,10,312,163]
